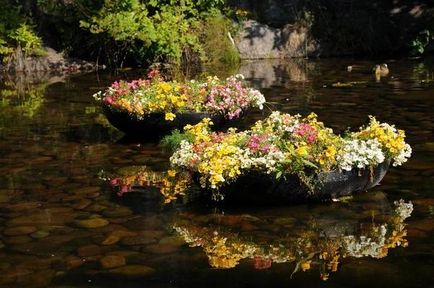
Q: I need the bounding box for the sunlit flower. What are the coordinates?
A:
[165,112,176,121]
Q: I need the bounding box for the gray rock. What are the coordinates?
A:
[235,20,318,59]
[236,20,283,59]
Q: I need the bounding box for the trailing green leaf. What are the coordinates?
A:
[160,129,194,153]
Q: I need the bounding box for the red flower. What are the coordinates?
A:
[147,68,160,80]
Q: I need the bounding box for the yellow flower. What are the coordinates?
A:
[301,260,312,271]
[165,112,176,121]
[157,82,172,93]
[325,146,336,157]
[296,146,309,156]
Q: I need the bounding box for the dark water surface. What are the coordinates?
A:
[0,58,433,287]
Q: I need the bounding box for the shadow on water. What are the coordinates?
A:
[0,58,433,287]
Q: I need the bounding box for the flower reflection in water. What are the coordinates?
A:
[173,200,413,280]
[101,166,192,203]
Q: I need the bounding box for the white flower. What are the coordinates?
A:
[249,89,266,110]
[337,139,385,171]
[392,143,412,166]
[170,140,199,168]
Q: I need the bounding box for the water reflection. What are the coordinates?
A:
[239,59,314,87]
[101,165,192,203]
[0,73,52,120]
[174,199,413,280]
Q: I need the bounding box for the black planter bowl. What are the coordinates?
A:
[102,104,244,140]
[198,160,391,205]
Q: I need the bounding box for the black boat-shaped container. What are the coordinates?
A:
[102,104,244,137]
[200,160,391,204]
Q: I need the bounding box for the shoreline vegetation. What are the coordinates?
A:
[1,0,433,73]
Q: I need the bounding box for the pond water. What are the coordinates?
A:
[0,58,433,288]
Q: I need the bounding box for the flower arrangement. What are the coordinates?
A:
[93,71,265,122]
[173,200,413,280]
[164,111,412,194]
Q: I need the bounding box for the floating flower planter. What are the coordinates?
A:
[94,72,265,136]
[161,111,412,203]
[104,112,412,204]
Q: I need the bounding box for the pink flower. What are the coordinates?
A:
[294,123,317,144]
[211,133,225,142]
[104,96,114,105]
[111,81,120,89]
[248,134,272,153]
[128,80,140,90]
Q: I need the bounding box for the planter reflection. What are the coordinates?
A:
[173,200,413,280]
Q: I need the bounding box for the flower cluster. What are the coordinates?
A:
[167,112,411,191]
[93,73,265,121]
[354,116,412,167]
[336,139,385,171]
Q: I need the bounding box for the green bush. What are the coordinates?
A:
[79,0,236,67]
[9,24,44,56]
[0,0,239,69]
[199,14,239,66]
[0,2,43,61]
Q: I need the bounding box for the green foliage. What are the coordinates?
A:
[0,2,43,59]
[151,4,201,63]
[9,24,44,55]
[199,14,240,66]
[0,0,238,68]
[0,38,13,55]
[78,0,232,67]
[160,129,194,153]
[80,1,154,43]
